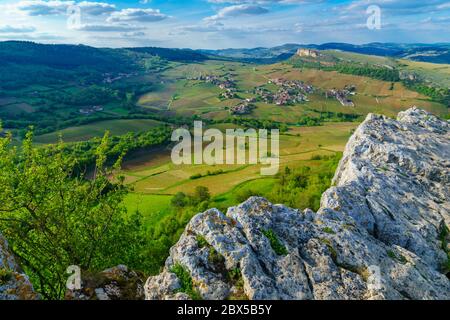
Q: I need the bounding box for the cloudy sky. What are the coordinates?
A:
[0,0,449,49]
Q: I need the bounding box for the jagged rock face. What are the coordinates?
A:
[65,265,145,300]
[0,235,39,300]
[145,107,450,300]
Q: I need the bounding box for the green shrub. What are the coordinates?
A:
[170,263,202,300]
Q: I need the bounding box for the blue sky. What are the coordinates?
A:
[0,0,449,48]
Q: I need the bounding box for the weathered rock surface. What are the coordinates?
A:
[0,234,39,300]
[145,107,450,300]
[65,265,145,300]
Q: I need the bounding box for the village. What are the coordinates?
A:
[79,105,104,115]
[256,78,314,106]
[189,73,356,115]
[325,84,357,107]
[102,72,138,84]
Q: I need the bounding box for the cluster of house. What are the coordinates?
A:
[193,74,239,101]
[194,75,235,90]
[221,88,237,99]
[325,85,356,107]
[79,105,104,115]
[253,78,314,106]
[103,72,136,84]
[229,100,255,115]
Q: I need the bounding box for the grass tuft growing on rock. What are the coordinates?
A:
[319,238,338,262]
[196,234,209,248]
[0,268,13,285]
[170,263,202,300]
[438,224,450,276]
[387,250,408,264]
[226,267,248,300]
[322,227,336,234]
[262,229,288,256]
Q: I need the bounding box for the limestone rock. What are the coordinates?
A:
[0,235,39,300]
[145,107,450,300]
[66,265,145,300]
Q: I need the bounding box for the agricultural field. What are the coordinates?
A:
[34,119,165,144]
[120,121,357,219]
[135,60,447,122]
[398,59,450,88]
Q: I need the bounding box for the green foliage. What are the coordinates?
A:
[171,192,188,208]
[190,169,224,180]
[403,82,450,105]
[269,153,341,211]
[226,267,247,300]
[0,268,13,285]
[228,118,289,132]
[235,189,261,203]
[290,57,400,82]
[193,186,211,204]
[64,126,172,170]
[438,224,450,275]
[319,238,338,262]
[261,229,288,256]
[170,263,202,300]
[144,189,213,276]
[0,130,148,299]
[387,250,408,264]
[322,227,336,234]
[227,268,243,287]
[196,235,209,248]
[208,247,225,268]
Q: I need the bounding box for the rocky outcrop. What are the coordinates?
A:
[0,235,39,300]
[296,48,320,58]
[145,107,450,300]
[65,265,145,300]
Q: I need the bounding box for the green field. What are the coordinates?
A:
[34,119,165,144]
[120,121,357,223]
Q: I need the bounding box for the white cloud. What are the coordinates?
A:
[107,8,169,23]
[0,25,36,33]
[73,23,145,32]
[16,0,115,16]
[205,4,269,22]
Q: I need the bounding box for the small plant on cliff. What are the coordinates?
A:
[170,263,202,300]
[261,229,288,256]
[322,227,336,234]
[226,267,248,300]
[0,268,13,285]
[196,235,209,248]
[438,224,450,276]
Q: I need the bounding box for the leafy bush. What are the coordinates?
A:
[269,153,341,211]
[0,130,147,299]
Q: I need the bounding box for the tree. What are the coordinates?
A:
[193,186,211,204]
[171,192,187,208]
[0,129,144,299]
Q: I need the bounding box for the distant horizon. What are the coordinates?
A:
[0,1,449,49]
[2,39,450,51]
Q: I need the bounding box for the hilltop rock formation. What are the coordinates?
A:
[296,48,320,58]
[0,235,39,300]
[145,107,450,300]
